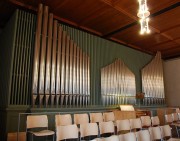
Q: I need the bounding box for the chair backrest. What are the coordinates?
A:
[80,122,98,138]
[178,113,180,120]
[103,135,119,141]
[160,125,172,139]
[103,112,115,122]
[149,126,162,140]
[123,132,136,141]
[129,118,142,131]
[116,119,131,133]
[176,108,180,113]
[74,113,89,125]
[56,124,78,141]
[90,113,103,123]
[99,121,115,135]
[119,134,124,141]
[136,130,151,141]
[140,116,151,127]
[27,115,48,129]
[172,113,179,122]
[165,114,173,124]
[55,114,72,126]
[151,116,160,126]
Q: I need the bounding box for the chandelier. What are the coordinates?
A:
[137,0,150,34]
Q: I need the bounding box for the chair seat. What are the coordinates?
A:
[168,138,180,141]
[172,123,180,127]
[30,130,55,136]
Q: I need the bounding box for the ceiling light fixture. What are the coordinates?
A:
[137,0,150,34]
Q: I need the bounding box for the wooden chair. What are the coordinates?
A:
[160,124,180,141]
[103,112,115,122]
[129,118,142,132]
[56,124,78,141]
[136,130,151,141]
[116,119,131,134]
[26,115,55,141]
[172,113,180,123]
[99,121,115,137]
[90,112,103,123]
[165,114,180,138]
[55,114,72,126]
[149,126,162,141]
[151,116,160,127]
[74,113,89,125]
[123,132,136,141]
[80,122,98,140]
[140,116,151,128]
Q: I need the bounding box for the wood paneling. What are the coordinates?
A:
[8,132,26,141]
[150,7,180,32]
[1,0,179,59]
[113,110,136,120]
[151,41,179,51]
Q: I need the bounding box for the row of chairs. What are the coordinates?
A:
[165,113,180,137]
[92,125,180,141]
[57,121,115,140]
[55,112,160,128]
[165,113,180,124]
[54,112,115,126]
[25,112,115,141]
[26,111,161,141]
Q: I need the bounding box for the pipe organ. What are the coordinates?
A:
[141,52,165,105]
[32,4,90,107]
[7,5,166,107]
[101,59,136,106]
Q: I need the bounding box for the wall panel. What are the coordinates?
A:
[164,58,180,107]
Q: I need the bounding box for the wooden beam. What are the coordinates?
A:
[160,24,180,33]
[9,0,37,11]
[151,39,180,49]
[164,53,180,60]
[100,0,138,21]
[161,46,180,52]
[110,37,154,55]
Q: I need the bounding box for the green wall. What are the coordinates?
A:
[0,10,18,140]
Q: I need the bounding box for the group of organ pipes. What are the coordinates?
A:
[32,4,90,107]
[101,59,136,106]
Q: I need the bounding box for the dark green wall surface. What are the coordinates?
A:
[0,10,18,140]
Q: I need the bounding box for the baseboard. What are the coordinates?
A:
[8,132,26,141]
